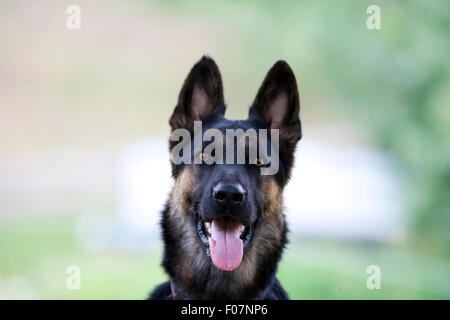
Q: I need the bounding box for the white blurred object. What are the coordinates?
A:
[285,140,403,241]
[115,137,403,244]
[115,138,172,249]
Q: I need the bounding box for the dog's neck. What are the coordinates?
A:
[169,279,269,300]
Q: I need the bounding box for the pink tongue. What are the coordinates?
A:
[209,217,243,271]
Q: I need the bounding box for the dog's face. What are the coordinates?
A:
[163,56,301,298]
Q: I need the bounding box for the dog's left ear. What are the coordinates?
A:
[169,56,225,133]
[249,60,302,154]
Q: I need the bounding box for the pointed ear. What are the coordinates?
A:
[169,56,225,132]
[249,61,301,149]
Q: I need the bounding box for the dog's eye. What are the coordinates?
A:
[198,152,210,162]
[254,158,264,167]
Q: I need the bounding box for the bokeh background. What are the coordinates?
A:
[0,0,449,299]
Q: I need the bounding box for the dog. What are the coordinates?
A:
[149,56,301,299]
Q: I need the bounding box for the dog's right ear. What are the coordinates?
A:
[169,56,225,132]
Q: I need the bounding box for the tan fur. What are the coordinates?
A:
[169,168,195,218]
[261,177,282,219]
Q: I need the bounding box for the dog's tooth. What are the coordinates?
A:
[240,224,245,234]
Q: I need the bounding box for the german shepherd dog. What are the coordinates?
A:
[150,56,301,300]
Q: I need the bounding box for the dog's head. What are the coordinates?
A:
[163,56,301,298]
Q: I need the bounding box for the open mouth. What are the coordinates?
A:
[196,215,255,271]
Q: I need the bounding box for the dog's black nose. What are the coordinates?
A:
[213,182,245,206]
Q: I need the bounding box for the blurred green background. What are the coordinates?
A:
[0,0,449,299]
